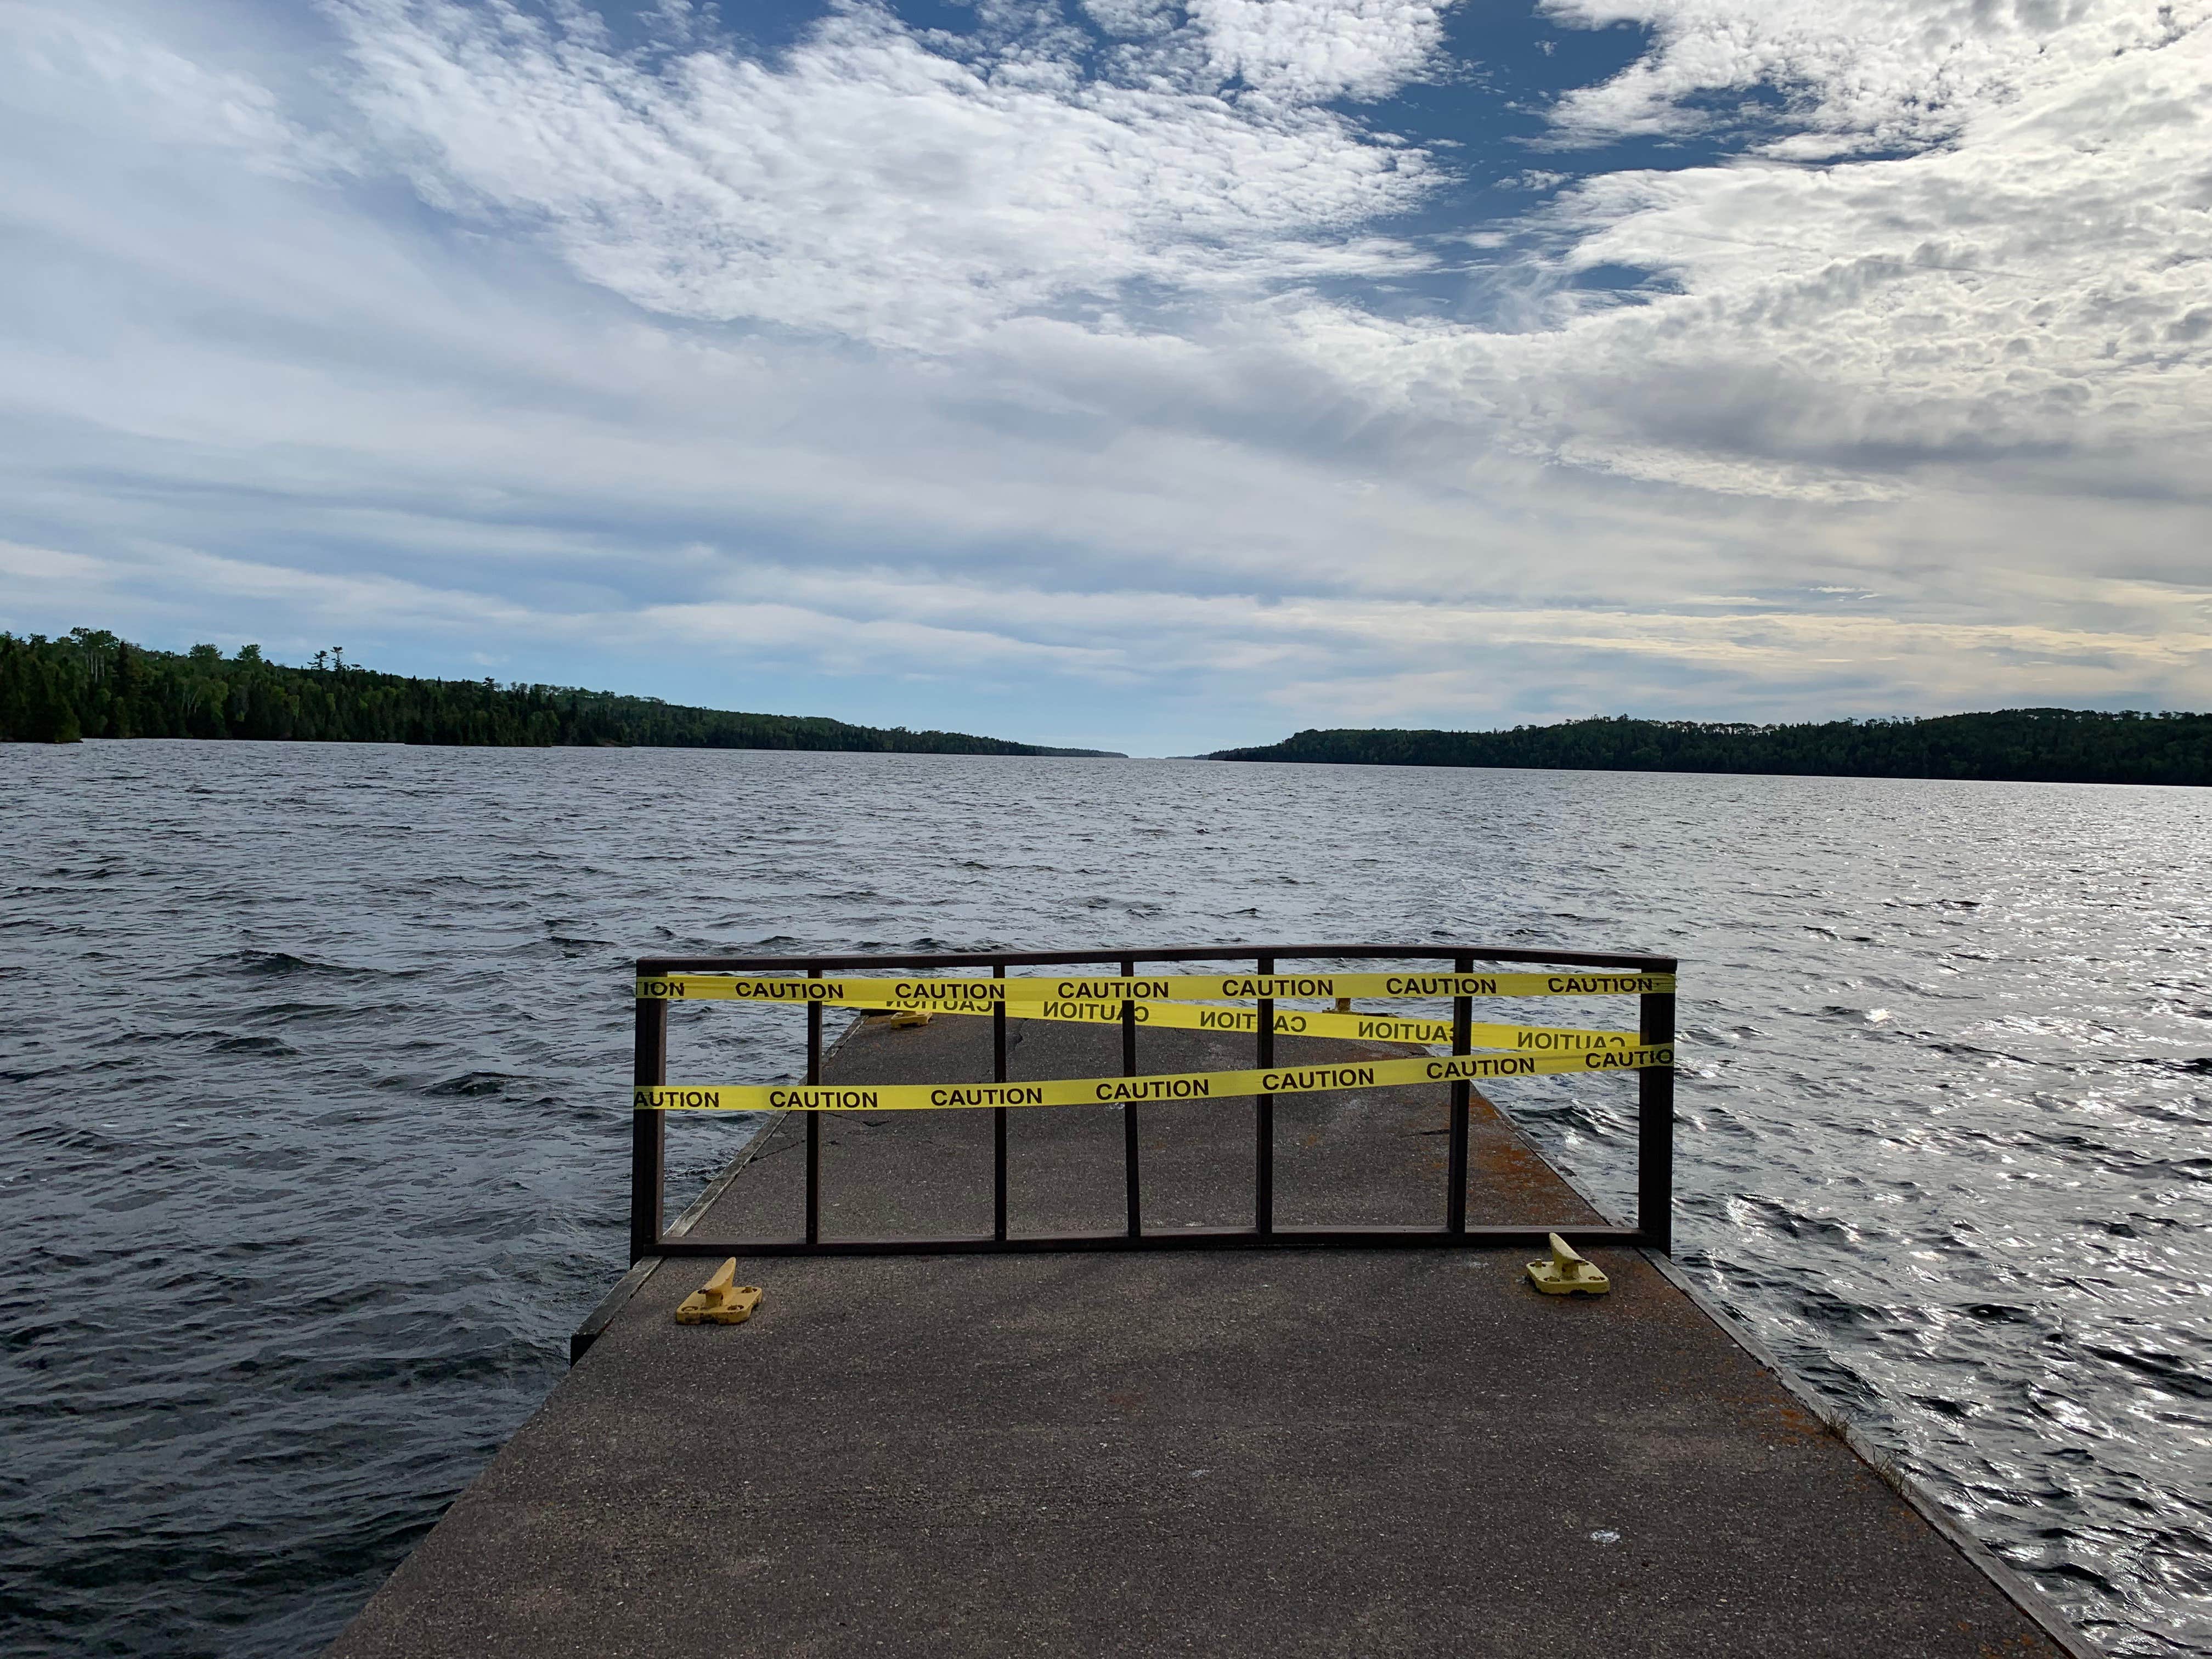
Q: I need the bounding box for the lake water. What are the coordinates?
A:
[2,741,2206,1657]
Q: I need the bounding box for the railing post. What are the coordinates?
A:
[1638,979,1676,1254]
[993,963,1009,1243]
[1255,954,1274,1234]
[629,983,667,1264]
[805,967,822,1246]
[1447,954,1471,1234]
[1122,955,1141,1237]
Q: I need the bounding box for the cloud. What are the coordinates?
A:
[312,0,2212,504]
[2,1,348,174]
[1277,8,2212,498]
[1540,0,2208,155]
[1,0,2209,752]
[329,0,1441,350]
[1188,0,1454,101]
[26,516,2204,738]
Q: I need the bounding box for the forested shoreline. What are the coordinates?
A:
[0,628,1119,756]
[1211,710,2211,786]
[13,628,2202,781]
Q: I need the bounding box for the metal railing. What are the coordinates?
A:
[630,943,1675,1261]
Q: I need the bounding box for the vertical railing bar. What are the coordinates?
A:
[993,962,1009,1243]
[1122,955,1141,1238]
[805,966,823,1247]
[1447,953,1471,1234]
[1638,984,1676,1254]
[629,984,668,1264]
[1255,953,1274,1235]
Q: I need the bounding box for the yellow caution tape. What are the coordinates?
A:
[835,995,1638,1053]
[634,1045,1673,1113]
[636,969,1671,1005]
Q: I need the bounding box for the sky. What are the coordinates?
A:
[2,0,2209,754]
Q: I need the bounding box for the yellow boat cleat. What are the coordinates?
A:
[1526,1233,1609,1296]
[675,1259,763,1325]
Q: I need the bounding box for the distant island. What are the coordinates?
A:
[1211,710,2211,787]
[0,628,1122,757]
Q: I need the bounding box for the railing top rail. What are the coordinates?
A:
[636,943,1676,974]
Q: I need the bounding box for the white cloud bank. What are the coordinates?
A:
[334,0,1441,349]
[0,0,2208,750]
[1541,0,2204,156]
[325,0,2212,496]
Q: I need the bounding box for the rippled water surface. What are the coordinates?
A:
[2,741,2207,1656]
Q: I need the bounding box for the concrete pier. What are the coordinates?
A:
[328,1015,2092,1657]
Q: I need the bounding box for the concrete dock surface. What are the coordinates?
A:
[328,1014,2090,1658]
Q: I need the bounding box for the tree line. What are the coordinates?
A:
[1210,711,2212,787]
[0,628,1118,756]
